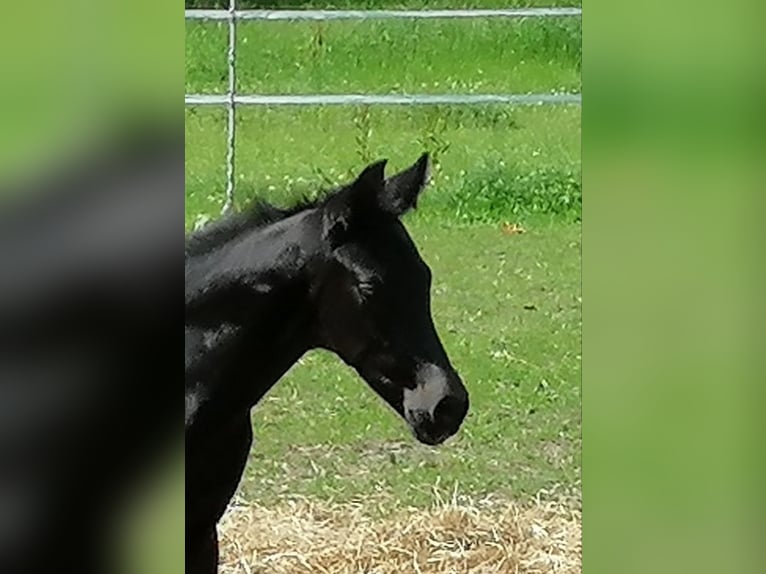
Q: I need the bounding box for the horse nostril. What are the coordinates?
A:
[433,395,468,429]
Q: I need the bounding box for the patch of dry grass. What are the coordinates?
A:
[218,488,581,573]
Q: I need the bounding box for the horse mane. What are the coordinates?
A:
[185,193,326,258]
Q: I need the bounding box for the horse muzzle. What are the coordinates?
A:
[403,363,468,445]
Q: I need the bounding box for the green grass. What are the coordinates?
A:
[185,9,581,226]
[185,3,581,509]
[186,18,580,96]
[185,104,581,227]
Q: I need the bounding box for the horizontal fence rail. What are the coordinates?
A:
[185,8,582,21]
[185,93,581,106]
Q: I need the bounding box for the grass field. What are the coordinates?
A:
[185,3,581,511]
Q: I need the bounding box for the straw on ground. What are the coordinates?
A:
[218,488,581,574]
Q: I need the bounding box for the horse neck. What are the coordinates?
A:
[185,210,323,427]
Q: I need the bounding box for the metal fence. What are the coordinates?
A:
[185,3,582,213]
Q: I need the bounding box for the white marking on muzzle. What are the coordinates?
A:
[403,363,450,416]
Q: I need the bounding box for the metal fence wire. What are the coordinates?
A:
[185,4,582,213]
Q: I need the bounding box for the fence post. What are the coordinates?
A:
[223,0,237,215]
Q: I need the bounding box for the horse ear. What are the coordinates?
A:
[321,159,388,245]
[380,153,431,216]
[353,158,388,195]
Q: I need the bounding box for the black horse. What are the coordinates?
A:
[185,154,470,573]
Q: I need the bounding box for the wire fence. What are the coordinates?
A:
[185,93,582,106]
[185,7,582,21]
[185,4,582,214]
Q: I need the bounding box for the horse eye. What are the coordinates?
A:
[357,281,375,298]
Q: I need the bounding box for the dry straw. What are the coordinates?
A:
[218,487,581,574]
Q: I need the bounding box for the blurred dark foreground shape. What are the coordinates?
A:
[0,124,183,574]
